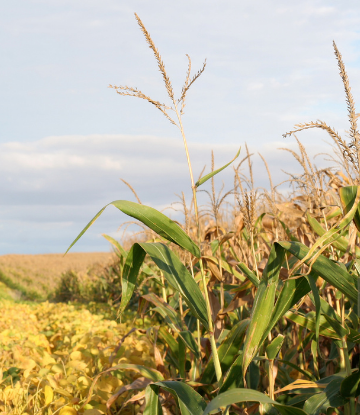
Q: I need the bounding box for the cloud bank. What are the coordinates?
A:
[0,133,334,253]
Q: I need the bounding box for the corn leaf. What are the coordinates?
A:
[266,334,285,360]
[306,213,360,256]
[260,276,311,345]
[144,385,163,415]
[179,331,200,359]
[339,185,360,231]
[242,243,285,376]
[195,147,240,188]
[278,241,358,304]
[293,186,360,271]
[202,388,308,415]
[66,200,200,258]
[219,353,244,393]
[102,233,128,258]
[152,381,207,415]
[285,312,343,340]
[142,293,183,331]
[201,319,249,384]
[340,370,360,398]
[237,262,259,287]
[303,376,346,415]
[120,242,209,330]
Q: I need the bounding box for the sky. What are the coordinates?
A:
[1,0,360,254]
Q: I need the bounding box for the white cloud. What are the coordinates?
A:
[0,133,336,253]
[1,0,359,253]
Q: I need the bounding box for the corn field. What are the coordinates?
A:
[3,12,360,415]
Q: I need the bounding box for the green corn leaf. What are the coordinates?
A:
[309,293,341,322]
[219,352,244,393]
[340,369,360,398]
[278,359,316,381]
[348,328,360,343]
[266,334,285,360]
[339,185,360,231]
[178,338,186,379]
[237,262,259,287]
[202,388,307,415]
[120,242,209,330]
[322,314,349,338]
[306,274,321,353]
[295,186,360,270]
[260,276,311,345]
[142,293,183,331]
[179,331,200,359]
[278,241,358,304]
[102,233,128,258]
[285,311,343,340]
[306,212,360,256]
[158,327,180,366]
[153,381,207,415]
[143,385,163,415]
[158,328,178,354]
[242,243,285,376]
[201,319,249,384]
[195,147,240,188]
[327,207,342,220]
[66,200,200,258]
[121,243,147,313]
[303,376,346,415]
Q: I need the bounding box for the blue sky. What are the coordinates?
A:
[1,1,360,254]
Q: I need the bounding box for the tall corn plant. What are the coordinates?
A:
[66,16,360,415]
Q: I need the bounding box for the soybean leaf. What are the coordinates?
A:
[303,376,346,415]
[278,241,358,304]
[66,200,200,258]
[202,388,307,415]
[195,147,240,188]
[154,381,206,415]
[242,243,285,376]
[110,363,164,381]
[121,242,209,330]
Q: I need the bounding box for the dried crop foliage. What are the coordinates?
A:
[0,252,115,300]
[0,300,156,414]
